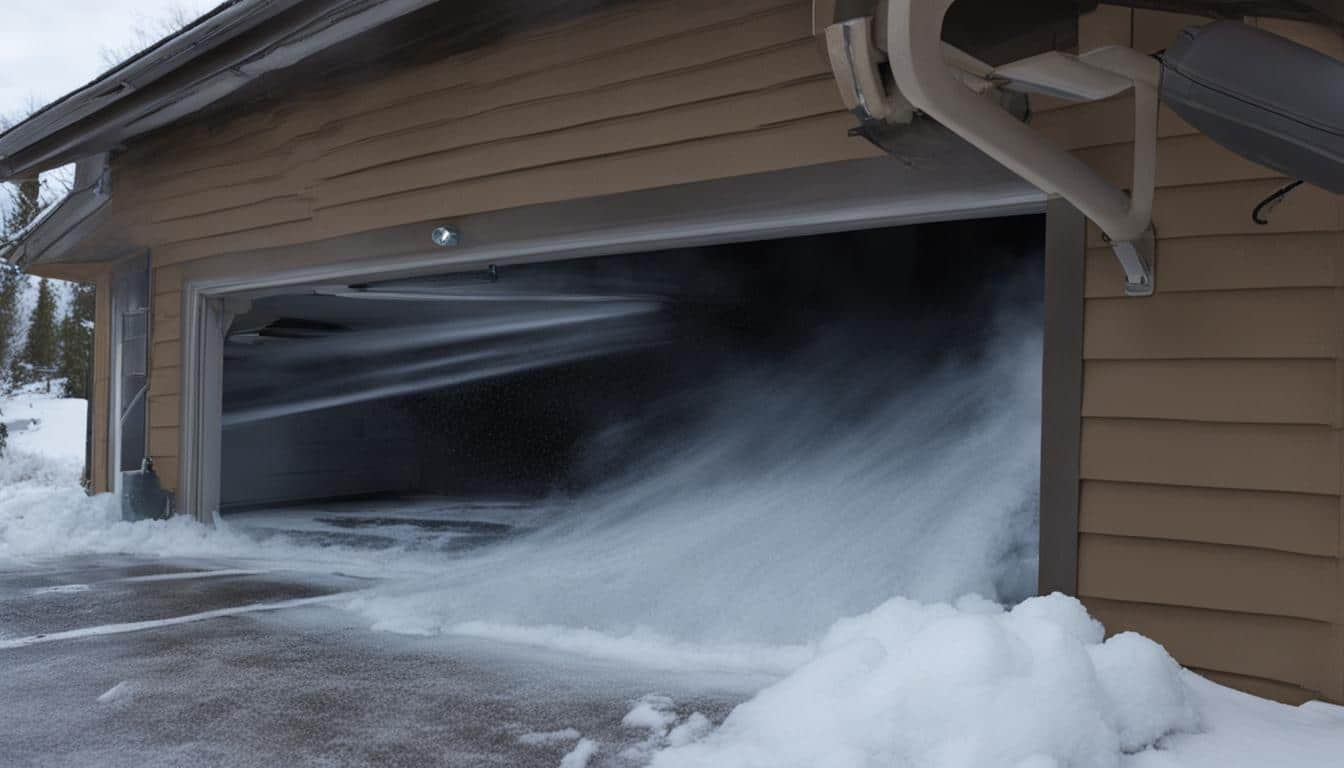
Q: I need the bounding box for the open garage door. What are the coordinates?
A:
[213,215,1046,619]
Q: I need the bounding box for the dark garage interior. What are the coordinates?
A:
[218,216,1046,557]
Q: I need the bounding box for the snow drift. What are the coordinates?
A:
[643,594,1200,768]
[349,323,1043,649]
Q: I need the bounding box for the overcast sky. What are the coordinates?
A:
[0,1,209,120]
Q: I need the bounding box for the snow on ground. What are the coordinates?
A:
[560,738,601,768]
[643,595,1195,768]
[2,386,1343,767]
[0,388,479,576]
[1,382,87,463]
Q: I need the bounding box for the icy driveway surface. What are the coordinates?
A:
[0,556,756,768]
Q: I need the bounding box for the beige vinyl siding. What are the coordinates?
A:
[1079,535,1338,623]
[1087,597,1334,701]
[1079,481,1340,557]
[1063,8,1344,704]
[1083,288,1340,360]
[1082,359,1338,425]
[146,265,183,490]
[1084,232,1344,297]
[1195,668,1326,705]
[102,0,872,265]
[125,0,871,491]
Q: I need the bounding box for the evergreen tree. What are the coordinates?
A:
[14,278,59,384]
[2,152,47,389]
[57,282,95,398]
[1,173,43,387]
[0,264,20,383]
[2,176,42,248]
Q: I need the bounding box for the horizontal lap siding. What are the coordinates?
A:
[147,264,183,490]
[1079,535,1337,622]
[307,112,871,238]
[1193,668,1321,706]
[1084,288,1339,360]
[1067,9,1344,702]
[1084,232,1344,297]
[112,0,870,261]
[1084,597,1332,700]
[131,0,869,492]
[1079,481,1339,556]
[1082,359,1337,425]
[1080,419,1339,495]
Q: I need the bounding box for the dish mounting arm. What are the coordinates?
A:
[823,0,1160,296]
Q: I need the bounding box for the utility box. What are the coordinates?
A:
[120,458,173,521]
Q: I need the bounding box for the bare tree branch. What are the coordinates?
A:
[99,4,202,68]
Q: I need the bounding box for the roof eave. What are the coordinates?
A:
[0,0,454,184]
[1,155,114,270]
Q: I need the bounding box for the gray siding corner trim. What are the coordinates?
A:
[1039,197,1086,596]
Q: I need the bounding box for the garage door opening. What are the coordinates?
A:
[217,215,1044,642]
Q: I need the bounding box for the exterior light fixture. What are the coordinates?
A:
[431,225,460,247]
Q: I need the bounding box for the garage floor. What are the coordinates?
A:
[223,496,563,553]
[0,553,760,768]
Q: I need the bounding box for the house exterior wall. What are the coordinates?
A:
[74,0,1344,704]
[1043,7,1344,704]
[104,0,876,494]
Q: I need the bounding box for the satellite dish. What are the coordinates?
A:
[1161,21,1344,194]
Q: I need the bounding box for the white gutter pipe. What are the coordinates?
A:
[884,0,1159,295]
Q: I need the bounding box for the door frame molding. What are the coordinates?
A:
[107,251,151,495]
[1038,198,1086,596]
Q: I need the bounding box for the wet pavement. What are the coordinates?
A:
[0,554,760,768]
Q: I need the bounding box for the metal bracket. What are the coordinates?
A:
[1108,226,1156,297]
[824,16,914,125]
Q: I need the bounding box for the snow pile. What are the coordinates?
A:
[1127,676,1344,768]
[617,695,715,763]
[0,465,214,565]
[559,738,600,768]
[0,405,238,564]
[645,594,1200,768]
[623,695,681,733]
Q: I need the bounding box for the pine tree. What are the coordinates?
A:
[2,153,47,389]
[57,282,95,398]
[14,278,59,384]
[1,175,42,249]
[0,265,20,384]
